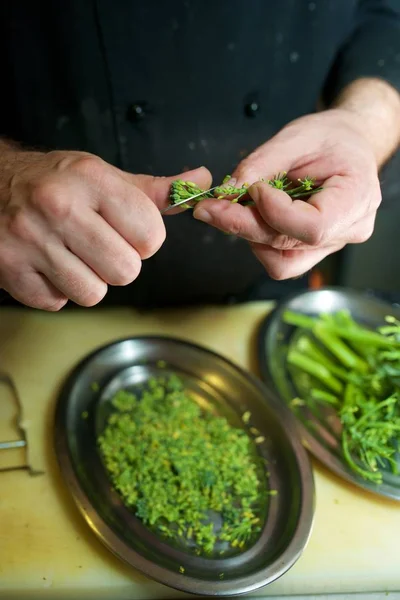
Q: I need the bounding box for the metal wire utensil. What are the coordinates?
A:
[160,186,218,215]
[0,373,42,474]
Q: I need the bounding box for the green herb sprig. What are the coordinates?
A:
[98,374,270,555]
[169,172,322,209]
[284,310,400,484]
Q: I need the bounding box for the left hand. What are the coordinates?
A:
[193,109,382,280]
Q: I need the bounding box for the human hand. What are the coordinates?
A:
[193,109,382,280]
[0,148,211,309]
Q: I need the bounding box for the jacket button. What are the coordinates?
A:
[244,101,260,118]
[127,102,152,122]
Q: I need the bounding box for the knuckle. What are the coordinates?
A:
[139,224,166,259]
[29,294,67,312]
[111,255,142,286]
[43,297,68,311]
[78,282,108,307]
[70,155,105,179]
[306,223,324,247]
[236,153,262,180]
[0,258,68,311]
[0,248,19,278]
[370,188,382,211]
[250,245,288,281]
[267,264,288,281]
[31,181,70,221]
[7,210,36,244]
[270,234,297,250]
[352,225,374,244]
[226,217,243,238]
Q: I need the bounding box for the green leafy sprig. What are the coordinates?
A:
[169,172,322,209]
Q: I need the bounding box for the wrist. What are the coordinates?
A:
[0,140,45,196]
[332,78,400,168]
[0,139,43,166]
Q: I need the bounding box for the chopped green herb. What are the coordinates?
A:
[81,410,89,420]
[91,382,100,392]
[179,566,185,574]
[290,397,305,408]
[156,360,167,369]
[98,375,266,554]
[242,411,251,424]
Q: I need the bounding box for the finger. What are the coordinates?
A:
[122,166,213,210]
[229,124,350,189]
[229,140,297,188]
[27,171,165,260]
[248,176,367,246]
[64,210,142,285]
[38,243,108,307]
[251,242,344,281]
[193,198,303,249]
[346,212,376,244]
[2,269,68,311]
[98,183,166,260]
[194,183,378,250]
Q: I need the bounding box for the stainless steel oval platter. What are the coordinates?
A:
[54,337,315,596]
[257,287,400,502]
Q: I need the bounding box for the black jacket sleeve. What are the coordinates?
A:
[324,0,400,102]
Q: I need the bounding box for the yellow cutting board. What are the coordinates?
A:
[0,304,399,599]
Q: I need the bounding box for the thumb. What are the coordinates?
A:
[122,166,212,210]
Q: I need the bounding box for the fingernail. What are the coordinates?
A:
[249,183,260,202]
[225,177,237,186]
[193,208,212,223]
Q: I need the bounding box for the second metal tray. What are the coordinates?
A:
[257,287,400,501]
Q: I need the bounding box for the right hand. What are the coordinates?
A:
[0,149,211,310]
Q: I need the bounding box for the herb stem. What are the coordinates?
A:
[313,323,368,372]
[287,350,343,393]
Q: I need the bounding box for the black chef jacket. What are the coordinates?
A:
[0,1,399,308]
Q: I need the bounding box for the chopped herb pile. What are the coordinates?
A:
[284,309,400,484]
[169,172,322,210]
[98,374,266,554]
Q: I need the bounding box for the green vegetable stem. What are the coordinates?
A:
[284,309,400,484]
[312,324,369,372]
[287,350,343,394]
[168,172,322,210]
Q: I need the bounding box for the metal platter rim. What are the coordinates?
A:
[54,335,315,596]
[257,286,400,502]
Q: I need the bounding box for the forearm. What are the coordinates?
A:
[0,138,25,157]
[0,139,21,196]
[332,78,400,168]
